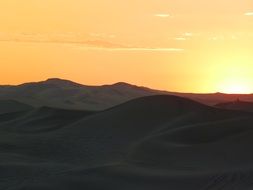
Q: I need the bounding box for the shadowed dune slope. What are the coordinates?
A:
[0,100,33,114]
[0,106,96,133]
[216,100,253,112]
[0,95,253,190]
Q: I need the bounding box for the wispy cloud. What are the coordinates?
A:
[174,37,187,41]
[208,34,240,41]
[82,40,126,48]
[244,12,253,16]
[78,40,184,52]
[80,47,184,52]
[0,32,183,53]
[183,32,193,37]
[154,14,171,18]
[89,33,116,39]
[171,32,194,41]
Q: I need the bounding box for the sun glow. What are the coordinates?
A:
[205,57,253,94]
[218,78,252,94]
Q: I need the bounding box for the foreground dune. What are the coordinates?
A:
[0,95,253,189]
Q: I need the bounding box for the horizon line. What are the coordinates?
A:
[1,77,252,95]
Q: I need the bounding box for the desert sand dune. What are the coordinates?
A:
[0,106,95,133]
[0,95,253,189]
[0,100,33,114]
[216,100,253,112]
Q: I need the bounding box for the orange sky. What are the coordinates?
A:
[1,0,253,93]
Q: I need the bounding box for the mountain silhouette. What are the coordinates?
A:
[0,78,253,111]
[0,78,164,110]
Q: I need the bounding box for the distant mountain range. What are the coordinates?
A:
[0,78,253,111]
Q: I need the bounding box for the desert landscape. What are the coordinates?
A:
[0,80,253,189]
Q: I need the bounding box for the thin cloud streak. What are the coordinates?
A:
[77,46,184,52]
[96,47,184,52]
[175,37,187,41]
[244,12,253,16]
[0,38,184,52]
[154,14,171,18]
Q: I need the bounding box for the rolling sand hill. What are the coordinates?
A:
[216,100,253,112]
[0,95,253,189]
[0,100,33,114]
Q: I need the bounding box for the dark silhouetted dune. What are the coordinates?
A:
[1,95,253,189]
[0,100,33,114]
[216,100,253,112]
[0,106,95,133]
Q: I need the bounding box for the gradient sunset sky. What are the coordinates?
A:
[1,0,253,93]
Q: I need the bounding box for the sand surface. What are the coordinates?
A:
[1,95,253,189]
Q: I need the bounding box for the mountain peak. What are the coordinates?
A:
[43,78,83,87]
[45,78,75,83]
[112,82,134,87]
[45,78,64,82]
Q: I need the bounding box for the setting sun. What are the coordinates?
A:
[218,78,252,94]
